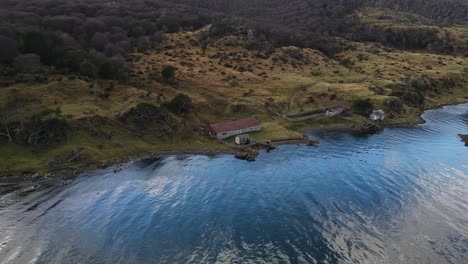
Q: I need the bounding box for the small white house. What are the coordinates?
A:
[370,109,385,121]
[325,107,345,117]
[235,134,252,145]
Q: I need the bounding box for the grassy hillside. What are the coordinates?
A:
[1,17,467,175]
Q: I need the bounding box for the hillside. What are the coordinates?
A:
[0,1,467,176]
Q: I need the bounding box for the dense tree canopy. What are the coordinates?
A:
[0,0,465,80]
[0,36,18,63]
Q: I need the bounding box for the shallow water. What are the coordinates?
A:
[0,104,467,264]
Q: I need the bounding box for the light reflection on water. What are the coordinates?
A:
[0,104,467,264]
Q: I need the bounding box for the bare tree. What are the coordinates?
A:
[0,113,13,142]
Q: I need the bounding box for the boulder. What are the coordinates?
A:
[358,122,384,135]
[235,149,259,162]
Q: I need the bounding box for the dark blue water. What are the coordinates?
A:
[0,104,467,264]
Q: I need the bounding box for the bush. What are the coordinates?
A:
[410,78,431,91]
[352,98,374,116]
[161,65,177,81]
[118,103,173,130]
[166,94,193,114]
[384,98,403,114]
[401,91,425,107]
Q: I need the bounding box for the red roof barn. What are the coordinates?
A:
[207,117,261,140]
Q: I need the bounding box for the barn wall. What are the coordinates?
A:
[216,125,261,140]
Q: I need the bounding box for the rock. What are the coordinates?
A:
[358,122,384,135]
[235,149,259,162]
[307,140,320,147]
[265,144,276,152]
[459,134,468,146]
[114,166,122,173]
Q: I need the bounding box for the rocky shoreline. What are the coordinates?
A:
[0,124,369,184]
[1,102,467,184]
[0,122,429,184]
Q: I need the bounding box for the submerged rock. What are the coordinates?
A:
[235,149,259,162]
[307,140,320,147]
[459,134,468,146]
[114,166,122,173]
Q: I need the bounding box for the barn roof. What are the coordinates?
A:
[209,117,260,134]
[328,107,345,112]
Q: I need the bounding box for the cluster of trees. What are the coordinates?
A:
[366,0,468,24]
[171,0,467,55]
[117,93,192,131]
[350,25,441,50]
[0,102,68,146]
[0,0,214,80]
[0,0,465,82]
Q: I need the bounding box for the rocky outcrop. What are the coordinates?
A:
[358,122,384,135]
[459,134,468,146]
[235,149,259,161]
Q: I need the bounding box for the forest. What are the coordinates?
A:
[0,0,466,81]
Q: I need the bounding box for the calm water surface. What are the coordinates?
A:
[0,104,467,264]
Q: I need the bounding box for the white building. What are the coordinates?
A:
[325,107,345,117]
[235,134,253,145]
[370,109,385,121]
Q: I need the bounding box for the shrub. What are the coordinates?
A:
[166,94,193,114]
[384,98,403,114]
[352,98,374,116]
[161,65,177,81]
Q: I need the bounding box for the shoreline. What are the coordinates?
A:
[1,102,466,183]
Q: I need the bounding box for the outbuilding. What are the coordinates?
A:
[207,117,261,140]
[370,109,385,121]
[325,107,345,117]
[235,134,253,145]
